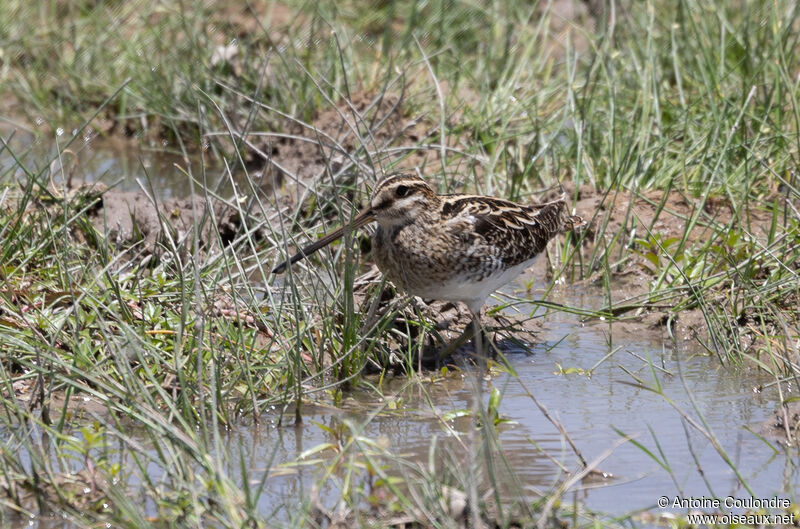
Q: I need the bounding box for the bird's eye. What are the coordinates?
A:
[396,185,409,197]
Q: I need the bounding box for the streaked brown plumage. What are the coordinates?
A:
[273,174,583,356]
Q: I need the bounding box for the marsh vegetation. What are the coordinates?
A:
[0,0,799,527]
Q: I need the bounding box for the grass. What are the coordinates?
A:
[1,0,800,526]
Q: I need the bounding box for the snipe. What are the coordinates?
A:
[273,174,584,357]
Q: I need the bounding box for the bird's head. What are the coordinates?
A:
[368,174,439,228]
[271,173,438,274]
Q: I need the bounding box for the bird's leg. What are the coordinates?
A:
[470,311,481,356]
[435,323,475,361]
[435,308,491,363]
[470,310,486,369]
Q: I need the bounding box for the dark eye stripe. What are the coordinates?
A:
[374,197,392,210]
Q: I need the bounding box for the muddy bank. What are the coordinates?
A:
[761,400,800,446]
[30,179,267,260]
[561,183,799,358]
[20,146,799,371]
[244,90,447,200]
[89,187,251,252]
[265,146,798,365]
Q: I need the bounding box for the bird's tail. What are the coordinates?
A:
[554,192,586,234]
[529,193,585,237]
[563,213,586,233]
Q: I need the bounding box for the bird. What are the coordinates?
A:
[272,173,584,358]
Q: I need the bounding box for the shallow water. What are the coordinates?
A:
[223,307,789,521]
[0,140,795,527]
[0,128,224,199]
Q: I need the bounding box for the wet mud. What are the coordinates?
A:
[27,178,266,260]
[761,400,800,445]
[245,90,443,201]
[565,183,799,356]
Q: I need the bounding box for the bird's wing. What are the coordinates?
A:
[439,194,570,266]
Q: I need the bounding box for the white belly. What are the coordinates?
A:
[407,256,540,314]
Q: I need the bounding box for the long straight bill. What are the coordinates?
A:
[272,208,375,274]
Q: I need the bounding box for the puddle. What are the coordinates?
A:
[222,310,788,520]
[0,128,226,199]
[501,324,782,512]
